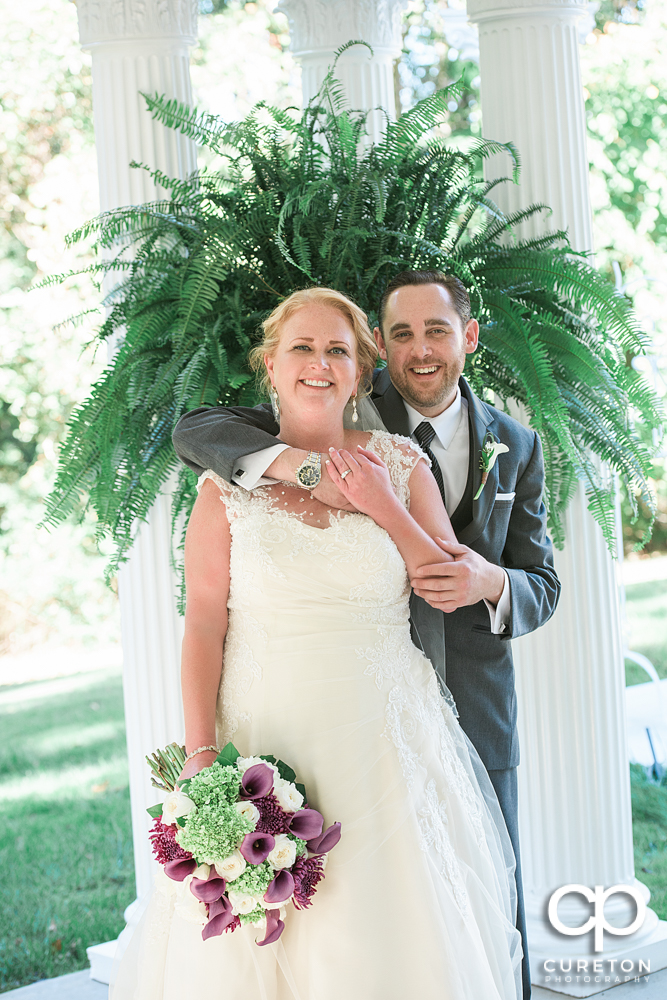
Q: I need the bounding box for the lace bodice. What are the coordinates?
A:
[198,430,427,622]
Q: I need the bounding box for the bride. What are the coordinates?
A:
[111,287,522,1000]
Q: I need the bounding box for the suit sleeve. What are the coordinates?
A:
[172,404,281,481]
[502,431,561,639]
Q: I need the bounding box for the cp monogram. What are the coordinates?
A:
[548,884,647,952]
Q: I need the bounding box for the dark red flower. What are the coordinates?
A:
[149,818,192,865]
[255,792,291,836]
[291,855,325,910]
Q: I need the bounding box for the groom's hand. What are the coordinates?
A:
[411,539,505,612]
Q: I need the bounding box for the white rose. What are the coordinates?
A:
[213,850,246,882]
[192,863,210,880]
[173,875,207,925]
[267,833,297,870]
[235,800,260,827]
[161,789,196,826]
[228,890,259,915]
[273,778,303,813]
[237,756,279,776]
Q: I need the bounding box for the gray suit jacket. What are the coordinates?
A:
[172,372,560,770]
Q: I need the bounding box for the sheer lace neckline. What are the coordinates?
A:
[198,429,426,529]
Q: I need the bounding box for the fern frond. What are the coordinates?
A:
[43,61,662,584]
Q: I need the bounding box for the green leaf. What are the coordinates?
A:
[147,803,163,818]
[275,760,297,784]
[295,782,307,800]
[215,742,241,768]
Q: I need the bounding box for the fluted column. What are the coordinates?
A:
[77,0,198,902]
[467,0,667,991]
[278,0,408,141]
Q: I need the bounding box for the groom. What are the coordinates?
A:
[172,271,560,998]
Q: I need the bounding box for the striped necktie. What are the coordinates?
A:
[414,420,446,507]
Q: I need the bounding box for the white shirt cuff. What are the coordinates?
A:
[231,444,290,489]
[484,570,511,635]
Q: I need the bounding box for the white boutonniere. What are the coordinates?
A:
[474,433,509,500]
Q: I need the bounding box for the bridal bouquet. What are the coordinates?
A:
[146,742,341,944]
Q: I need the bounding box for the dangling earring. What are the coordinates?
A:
[270,387,280,420]
[352,393,358,423]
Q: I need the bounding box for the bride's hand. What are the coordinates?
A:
[326,446,400,523]
[177,748,218,785]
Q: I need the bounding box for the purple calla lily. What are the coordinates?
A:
[306,821,341,855]
[164,857,197,881]
[190,868,227,903]
[240,831,275,865]
[239,763,275,800]
[288,808,324,840]
[202,896,236,940]
[264,870,295,904]
[257,908,285,946]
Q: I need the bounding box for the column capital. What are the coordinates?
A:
[277,0,408,58]
[467,0,589,24]
[76,0,198,48]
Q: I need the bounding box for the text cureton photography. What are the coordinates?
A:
[541,958,651,988]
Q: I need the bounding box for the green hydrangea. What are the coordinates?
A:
[293,837,307,857]
[239,906,266,926]
[186,762,241,807]
[175,765,250,863]
[233,861,272,896]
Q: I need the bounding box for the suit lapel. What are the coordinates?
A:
[457,379,499,545]
[371,368,411,437]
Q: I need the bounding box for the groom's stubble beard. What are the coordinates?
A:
[386,346,467,414]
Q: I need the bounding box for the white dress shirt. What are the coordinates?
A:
[231,390,511,633]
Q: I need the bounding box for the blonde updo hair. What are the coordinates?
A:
[249,287,377,397]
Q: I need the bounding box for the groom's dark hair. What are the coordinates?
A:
[378,270,471,331]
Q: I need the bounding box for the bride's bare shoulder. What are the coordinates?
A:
[342,429,376,450]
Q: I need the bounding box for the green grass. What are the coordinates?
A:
[0,669,134,993]
[624,578,667,686]
[631,764,667,920]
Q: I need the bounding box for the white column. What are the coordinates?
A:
[76,0,198,903]
[466,0,667,991]
[278,0,408,141]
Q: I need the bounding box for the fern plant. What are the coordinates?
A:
[41,61,661,586]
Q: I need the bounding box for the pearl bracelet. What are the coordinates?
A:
[184,745,220,764]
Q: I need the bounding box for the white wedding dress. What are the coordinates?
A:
[111,431,522,1000]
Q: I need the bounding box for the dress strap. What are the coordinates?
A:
[365,430,429,509]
